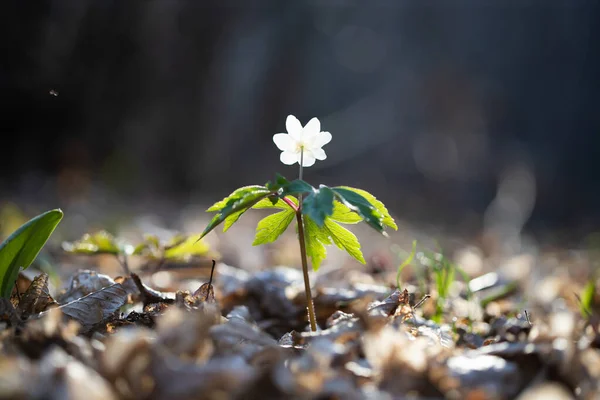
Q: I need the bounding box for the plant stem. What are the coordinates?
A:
[296,207,317,331]
[297,147,317,331]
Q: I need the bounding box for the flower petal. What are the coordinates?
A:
[312,131,332,148]
[312,148,327,160]
[273,133,296,152]
[280,151,299,165]
[286,115,303,140]
[303,117,321,138]
[301,153,316,167]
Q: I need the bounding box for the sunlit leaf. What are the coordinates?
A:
[253,209,295,245]
[331,187,384,233]
[253,196,297,210]
[336,186,397,230]
[201,186,272,239]
[329,201,362,224]
[62,230,120,255]
[303,216,331,271]
[164,234,212,261]
[0,209,63,298]
[323,219,365,264]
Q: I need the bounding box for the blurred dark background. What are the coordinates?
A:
[1,1,599,244]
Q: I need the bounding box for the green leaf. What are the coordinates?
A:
[580,279,596,318]
[323,219,365,264]
[0,209,63,298]
[331,187,384,233]
[207,186,270,212]
[253,196,297,210]
[252,209,295,245]
[62,230,121,255]
[283,179,315,195]
[164,234,212,260]
[329,201,362,224]
[303,216,331,271]
[223,209,247,232]
[201,186,272,239]
[302,185,335,227]
[336,186,397,230]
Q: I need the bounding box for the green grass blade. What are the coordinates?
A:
[396,240,417,289]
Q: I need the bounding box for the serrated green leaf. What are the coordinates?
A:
[323,219,365,264]
[302,185,335,227]
[223,209,246,232]
[164,234,212,260]
[303,216,331,271]
[252,209,295,245]
[330,201,362,224]
[62,230,121,255]
[0,209,63,298]
[207,186,270,212]
[331,188,384,233]
[253,196,298,210]
[336,186,397,230]
[200,186,272,239]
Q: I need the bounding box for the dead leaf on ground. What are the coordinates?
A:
[50,283,128,332]
[17,273,57,318]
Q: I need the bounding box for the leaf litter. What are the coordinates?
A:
[1,246,600,400]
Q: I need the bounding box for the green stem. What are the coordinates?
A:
[296,147,317,331]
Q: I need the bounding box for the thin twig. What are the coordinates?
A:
[413,294,431,309]
[206,260,216,302]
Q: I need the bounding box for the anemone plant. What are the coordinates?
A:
[198,115,397,331]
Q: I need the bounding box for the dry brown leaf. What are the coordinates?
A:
[17,273,57,318]
[52,283,128,332]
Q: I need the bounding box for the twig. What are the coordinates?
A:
[206,260,216,302]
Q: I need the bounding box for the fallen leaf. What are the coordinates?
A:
[17,273,57,318]
[51,283,128,332]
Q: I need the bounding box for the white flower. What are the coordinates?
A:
[273,115,332,167]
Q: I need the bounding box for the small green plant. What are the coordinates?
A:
[0,209,63,298]
[418,249,472,323]
[579,278,596,319]
[394,243,471,324]
[198,115,397,331]
[63,230,215,274]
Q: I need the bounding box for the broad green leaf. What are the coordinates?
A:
[164,234,212,260]
[0,209,63,298]
[253,196,298,210]
[331,187,384,233]
[252,209,295,245]
[303,216,331,271]
[201,186,272,239]
[62,230,120,255]
[336,186,397,230]
[330,201,362,224]
[323,219,365,264]
[302,185,335,227]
